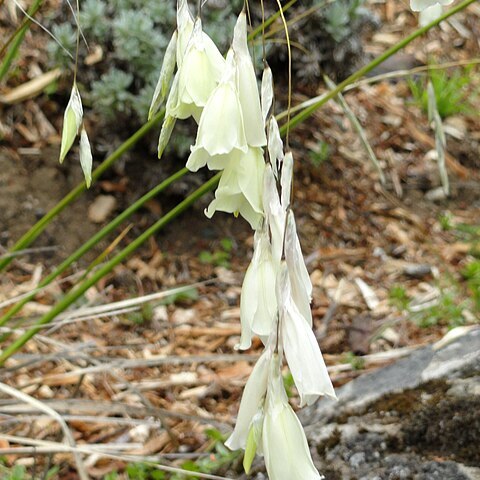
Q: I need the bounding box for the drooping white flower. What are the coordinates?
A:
[277,263,336,406]
[169,19,225,122]
[232,12,267,148]
[410,0,453,11]
[225,348,271,451]
[284,209,313,326]
[419,3,443,25]
[238,224,278,350]
[204,146,265,229]
[59,83,83,163]
[188,49,247,164]
[262,354,322,480]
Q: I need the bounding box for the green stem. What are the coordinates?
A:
[0,167,188,329]
[0,109,164,273]
[281,0,477,134]
[0,0,44,80]
[248,0,298,40]
[0,173,220,365]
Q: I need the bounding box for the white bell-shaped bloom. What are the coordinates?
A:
[277,263,336,406]
[284,209,313,326]
[232,12,267,148]
[169,19,225,121]
[189,49,247,161]
[419,3,443,25]
[205,146,265,229]
[262,354,322,480]
[238,224,278,350]
[410,0,452,11]
[225,348,271,451]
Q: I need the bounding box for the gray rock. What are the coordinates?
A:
[302,328,480,480]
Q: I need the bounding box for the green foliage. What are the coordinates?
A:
[462,260,480,311]
[160,286,200,305]
[342,351,365,370]
[324,0,363,42]
[125,463,166,479]
[47,23,76,69]
[389,285,410,311]
[126,303,154,325]
[390,282,474,329]
[199,238,234,268]
[90,69,135,120]
[309,140,330,167]
[408,66,476,119]
[0,462,58,480]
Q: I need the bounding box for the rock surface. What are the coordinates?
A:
[302,327,480,480]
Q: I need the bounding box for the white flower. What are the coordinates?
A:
[419,3,443,25]
[59,83,83,163]
[410,0,453,12]
[238,224,278,350]
[169,19,225,122]
[232,12,267,148]
[188,49,247,163]
[225,348,271,451]
[204,146,265,229]
[284,209,313,326]
[277,263,336,406]
[262,354,322,480]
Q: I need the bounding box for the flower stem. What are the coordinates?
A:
[0,109,164,273]
[281,0,477,134]
[0,167,188,330]
[0,173,220,366]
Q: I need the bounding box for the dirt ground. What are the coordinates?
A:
[0,0,479,478]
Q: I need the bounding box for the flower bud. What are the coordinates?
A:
[79,128,93,188]
[59,83,83,163]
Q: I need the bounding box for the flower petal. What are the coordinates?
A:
[79,128,93,188]
[233,12,267,147]
[225,349,271,451]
